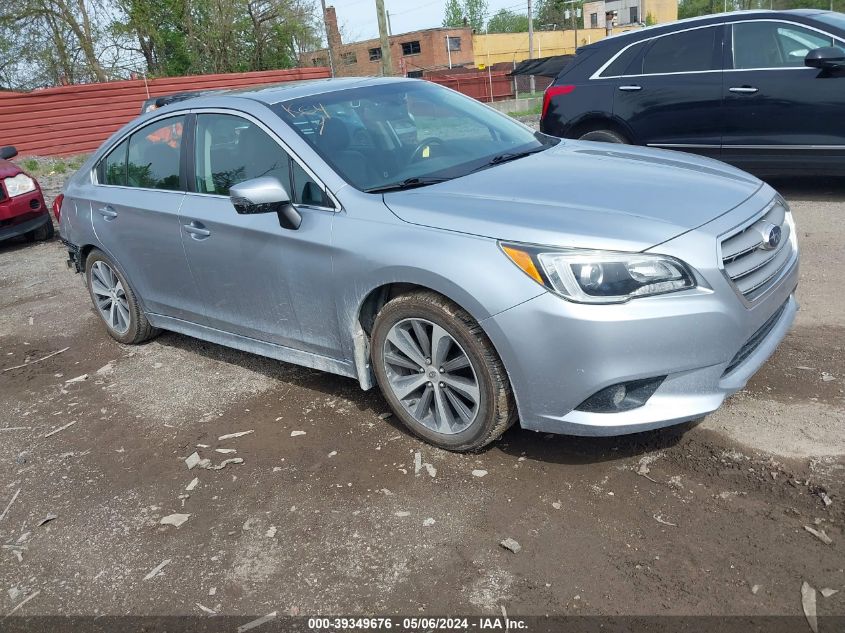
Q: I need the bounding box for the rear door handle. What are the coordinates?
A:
[97,205,117,219]
[729,86,759,94]
[618,85,642,91]
[183,221,211,239]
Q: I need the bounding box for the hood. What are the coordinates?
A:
[0,158,22,180]
[382,141,763,251]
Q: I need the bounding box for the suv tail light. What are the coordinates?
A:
[52,193,64,221]
[542,85,575,119]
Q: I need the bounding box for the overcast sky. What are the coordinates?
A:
[328,0,531,42]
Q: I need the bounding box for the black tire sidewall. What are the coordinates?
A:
[579,130,627,144]
[371,297,500,451]
[85,251,143,345]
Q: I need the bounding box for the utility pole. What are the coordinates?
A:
[387,10,393,35]
[375,0,394,76]
[320,0,335,78]
[527,0,535,94]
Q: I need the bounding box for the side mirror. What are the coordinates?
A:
[805,46,845,70]
[0,146,18,160]
[229,176,302,230]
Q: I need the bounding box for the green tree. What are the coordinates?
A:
[487,8,529,33]
[442,0,463,26]
[535,0,582,30]
[442,0,488,31]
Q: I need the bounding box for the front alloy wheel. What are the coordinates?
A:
[383,318,480,434]
[371,291,516,452]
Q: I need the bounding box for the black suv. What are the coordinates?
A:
[540,10,845,175]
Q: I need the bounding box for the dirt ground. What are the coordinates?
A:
[0,164,843,624]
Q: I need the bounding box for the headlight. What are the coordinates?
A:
[4,174,37,197]
[501,243,697,304]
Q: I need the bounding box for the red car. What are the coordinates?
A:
[0,145,54,244]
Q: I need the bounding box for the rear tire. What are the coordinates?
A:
[578,129,629,144]
[85,249,159,345]
[371,291,516,452]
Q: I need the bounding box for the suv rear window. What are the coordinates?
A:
[639,27,719,74]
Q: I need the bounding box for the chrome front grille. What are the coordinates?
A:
[720,198,795,302]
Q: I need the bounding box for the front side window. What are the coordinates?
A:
[639,27,719,75]
[402,41,421,55]
[274,81,554,192]
[194,113,291,197]
[733,21,841,69]
[125,116,185,191]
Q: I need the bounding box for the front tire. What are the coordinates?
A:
[26,218,54,242]
[85,250,158,345]
[578,129,629,144]
[371,291,516,452]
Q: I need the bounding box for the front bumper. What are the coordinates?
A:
[0,188,49,242]
[482,201,799,437]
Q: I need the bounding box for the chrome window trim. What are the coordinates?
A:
[92,107,341,212]
[590,18,844,79]
[92,112,188,193]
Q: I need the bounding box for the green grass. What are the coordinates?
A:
[53,161,67,174]
[508,103,542,118]
[22,158,39,173]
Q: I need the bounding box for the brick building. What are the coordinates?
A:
[303,6,474,77]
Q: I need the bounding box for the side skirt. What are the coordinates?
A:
[146,313,357,379]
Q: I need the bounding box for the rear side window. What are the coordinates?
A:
[600,41,647,77]
[126,116,185,191]
[639,27,719,74]
[99,138,129,186]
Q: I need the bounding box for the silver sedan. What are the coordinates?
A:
[57,77,798,451]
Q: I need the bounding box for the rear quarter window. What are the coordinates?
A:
[600,40,647,77]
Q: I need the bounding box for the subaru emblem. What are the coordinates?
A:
[760,223,782,250]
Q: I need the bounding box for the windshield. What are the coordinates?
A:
[273,81,555,192]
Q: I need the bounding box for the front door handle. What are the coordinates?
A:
[97,205,118,220]
[729,86,759,94]
[618,85,642,91]
[183,221,211,239]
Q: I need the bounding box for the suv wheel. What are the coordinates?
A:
[371,291,516,452]
[578,129,629,144]
[85,250,159,344]
[26,219,54,242]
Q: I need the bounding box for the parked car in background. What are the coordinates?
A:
[0,146,53,244]
[58,78,797,451]
[541,10,845,176]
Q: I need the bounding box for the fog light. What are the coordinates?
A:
[575,377,666,413]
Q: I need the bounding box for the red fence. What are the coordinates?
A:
[424,70,514,102]
[0,68,331,157]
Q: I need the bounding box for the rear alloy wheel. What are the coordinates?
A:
[578,129,629,144]
[371,292,515,452]
[85,250,158,345]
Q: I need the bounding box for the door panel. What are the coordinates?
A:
[181,112,342,357]
[612,25,724,157]
[722,20,845,172]
[90,115,201,321]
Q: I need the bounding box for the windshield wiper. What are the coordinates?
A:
[487,146,548,166]
[364,177,451,194]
